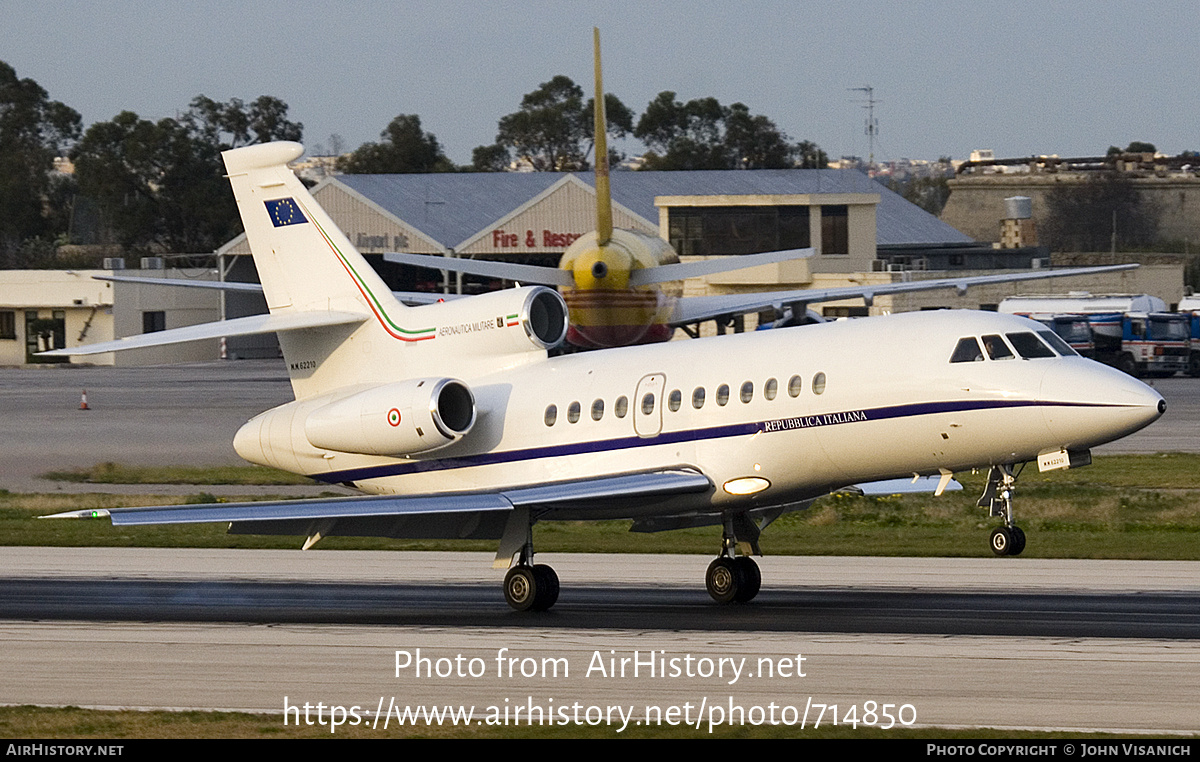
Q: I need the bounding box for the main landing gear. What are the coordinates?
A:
[504,561,559,612]
[705,513,762,603]
[978,465,1027,556]
[497,507,560,611]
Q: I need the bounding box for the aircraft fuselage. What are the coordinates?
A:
[234,309,1164,524]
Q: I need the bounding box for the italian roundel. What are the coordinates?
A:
[265,198,309,227]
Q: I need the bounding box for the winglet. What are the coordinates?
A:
[40,509,111,520]
[593,27,613,246]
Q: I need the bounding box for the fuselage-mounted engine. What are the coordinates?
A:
[304,377,476,457]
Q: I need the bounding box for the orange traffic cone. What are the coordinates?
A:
[79,390,90,411]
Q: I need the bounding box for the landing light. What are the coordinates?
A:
[723,477,770,495]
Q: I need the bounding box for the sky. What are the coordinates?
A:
[3,0,1197,166]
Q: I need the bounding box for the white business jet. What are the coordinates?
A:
[45,141,1165,611]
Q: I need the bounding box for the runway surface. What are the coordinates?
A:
[3,548,1199,734]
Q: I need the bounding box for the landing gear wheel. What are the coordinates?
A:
[732,557,761,602]
[1009,526,1026,556]
[504,566,537,611]
[531,564,559,610]
[504,564,560,611]
[989,526,1013,556]
[706,557,741,604]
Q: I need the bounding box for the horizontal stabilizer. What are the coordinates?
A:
[92,274,265,293]
[39,310,368,356]
[90,274,455,306]
[384,252,574,287]
[628,248,814,287]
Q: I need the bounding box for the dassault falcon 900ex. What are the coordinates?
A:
[45,141,1165,611]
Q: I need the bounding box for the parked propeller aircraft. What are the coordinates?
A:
[45,137,1165,611]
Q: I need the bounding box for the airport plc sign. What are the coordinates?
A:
[491,228,583,250]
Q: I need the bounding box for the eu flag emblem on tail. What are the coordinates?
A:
[265,198,308,227]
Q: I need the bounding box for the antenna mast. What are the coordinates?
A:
[849,85,880,169]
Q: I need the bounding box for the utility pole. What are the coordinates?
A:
[849,85,880,169]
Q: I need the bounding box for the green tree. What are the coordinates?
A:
[72,111,237,252]
[0,61,82,264]
[481,76,632,171]
[1107,141,1157,156]
[634,92,824,171]
[183,95,303,149]
[338,114,454,174]
[471,143,511,172]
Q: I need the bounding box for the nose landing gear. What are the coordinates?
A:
[979,465,1027,556]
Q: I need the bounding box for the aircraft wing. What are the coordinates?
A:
[41,468,713,544]
[383,252,576,287]
[38,310,369,356]
[627,248,814,286]
[385,248,818,288]
[669,263,1140,325]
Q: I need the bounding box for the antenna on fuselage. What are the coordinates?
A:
[593,26,613,246]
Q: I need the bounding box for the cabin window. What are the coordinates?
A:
[615,396,629,418]
[544,405,557,427]
[788,375,802,397]
[1006,332,1055,359]
[950,337,984,363]
[567,401,581,423]
[591,399,605,421]
[982,334,1015,360]
[812,372,826,395]
[692,387,706,409]
[740,381,754,403]
[641,393,656,415]
[765,378,778,400]
[716,384,730,406]
[668,389,682,412]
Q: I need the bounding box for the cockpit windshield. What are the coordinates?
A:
[1038,330,1079,356]
[950,337,984,363]
[1006,332,1056,358]
[950,331,1064,363]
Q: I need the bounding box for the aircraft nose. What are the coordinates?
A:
[1040,359,1165,448]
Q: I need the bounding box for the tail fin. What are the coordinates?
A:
[592,27,613,246]
[223,142,397,316]
[222,142,411,398]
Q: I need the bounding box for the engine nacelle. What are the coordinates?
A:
[304,377,476,457]
[406,286,569,354]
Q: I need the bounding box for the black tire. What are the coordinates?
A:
[1009,526,1027,556]
[504,566,538,611]
[989,526,1013,556]
[706,557,741,604]
[732,557,761,602]
[531,564,559,611]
